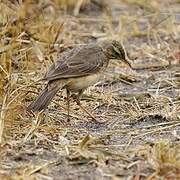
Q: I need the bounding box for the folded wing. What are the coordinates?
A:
[43,45,107,81]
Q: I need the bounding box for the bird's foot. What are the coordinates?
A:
[70,94,104,123]
[75,100,102,123]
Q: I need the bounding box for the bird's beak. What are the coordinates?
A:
[123,58,132,68]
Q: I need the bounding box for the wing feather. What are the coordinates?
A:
[43,44,108,81]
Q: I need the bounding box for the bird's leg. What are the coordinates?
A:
[74,90,98,122]
[66,89,71,121]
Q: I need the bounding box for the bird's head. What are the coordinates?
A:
[101,40,131,68]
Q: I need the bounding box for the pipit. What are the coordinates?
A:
[27,40,131,120]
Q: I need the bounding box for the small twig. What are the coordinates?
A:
[134,122,180,139]
[0,94,7,144]
[23,111,43,143]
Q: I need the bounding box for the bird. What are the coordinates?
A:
[27,40,132,121]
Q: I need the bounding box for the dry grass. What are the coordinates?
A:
[0,0,180,179]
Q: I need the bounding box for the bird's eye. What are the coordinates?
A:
[115,51,119,55]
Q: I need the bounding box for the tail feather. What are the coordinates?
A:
[27,85,60,112]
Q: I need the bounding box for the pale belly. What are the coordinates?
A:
[66,73,101,92]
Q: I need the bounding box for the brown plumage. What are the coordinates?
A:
[27,40,131,119]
